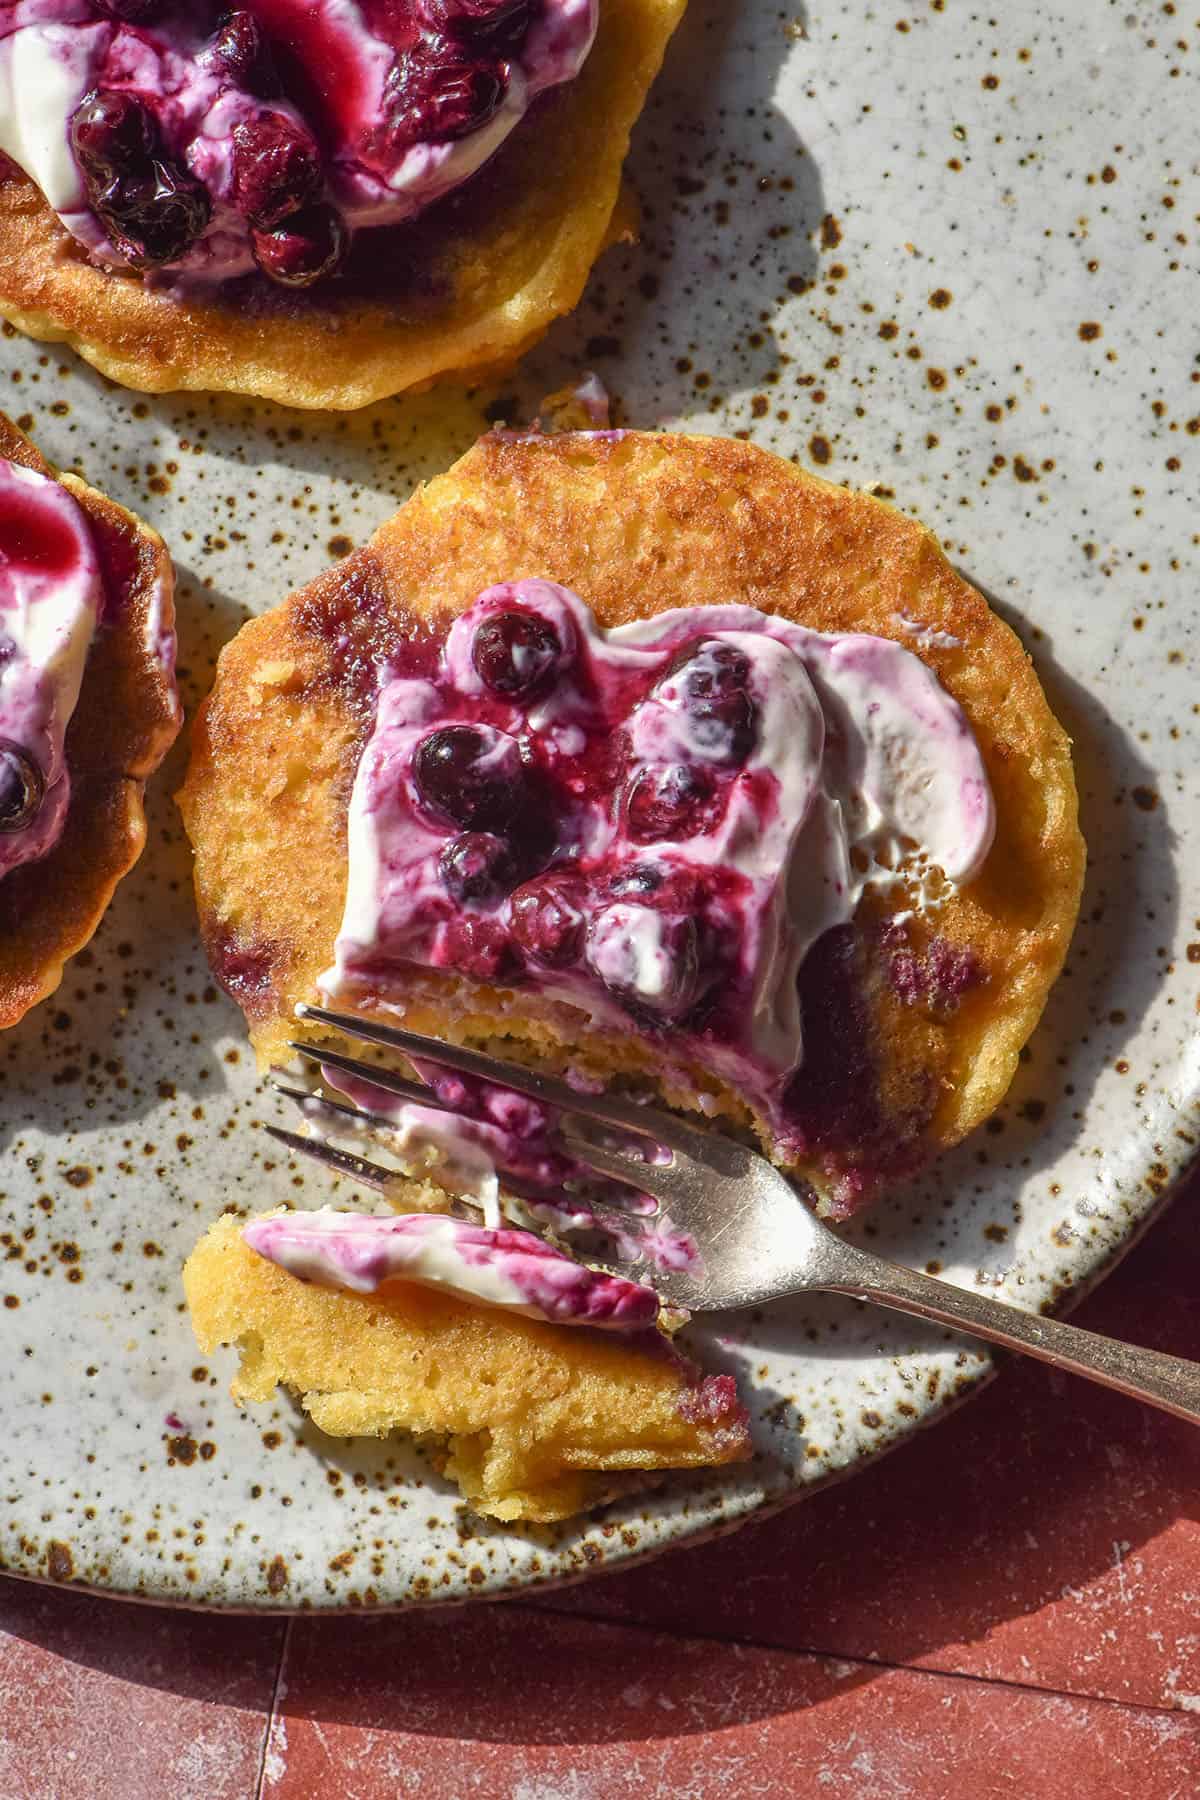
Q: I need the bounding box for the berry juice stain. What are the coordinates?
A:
[0,485,82,587]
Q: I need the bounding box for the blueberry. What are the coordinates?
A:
[471,610,562,702]
[411,724,522,831]
[70,90,156,185]
[385,40,507,150]
[0,741,44,833]
[205,926,277,1017]
[439,831,513,904]
[608,862,663,899]
[251,202,346,286]
[429,0,534,53]
[586,904,701,1019]
[71,91,211,265]
[201,12,281,95]
[95,161,212,268]
[626,762,716,843]
[438,916,522,982]
[509,877,586,966]
[672,639,758,764]
[608,861,707,915]
[231,112,323,229]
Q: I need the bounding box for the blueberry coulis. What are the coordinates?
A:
[327,579,997,1196]
[0,0,598,288]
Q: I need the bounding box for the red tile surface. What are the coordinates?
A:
[540,1178,1200,1713]
[262,1606,1200,1800]
[0,1581,283,1800]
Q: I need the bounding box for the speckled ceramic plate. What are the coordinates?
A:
[0,0,1196,1610]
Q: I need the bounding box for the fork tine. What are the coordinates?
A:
[265,1124,490,1228]
[295,1002,714,1154]
[266,1067,676,1287]
[558,1126,663,1191]
[269,1076,412,1140]
[288,1041,448,1113]
[263,1123,394,1193]
[559,1120,690,1206]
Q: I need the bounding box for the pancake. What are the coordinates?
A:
[178,426,1085,1213]
[0,411,180,1030]
[0,0,684,410]
[184,1209,752,1523]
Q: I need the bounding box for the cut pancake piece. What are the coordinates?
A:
[0,409,180,1029]
[179,426,1085,1214]
[184,1210,752,1523]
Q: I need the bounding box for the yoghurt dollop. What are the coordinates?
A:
[326,580,995,1132]
[242,1206,662,1329]
[0,0,597,287]
[0,457,102,881]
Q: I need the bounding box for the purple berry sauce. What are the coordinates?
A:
[203,924,281,1021]
[884,922,984,1016]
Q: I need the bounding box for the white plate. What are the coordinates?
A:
[0,0,1195,1608]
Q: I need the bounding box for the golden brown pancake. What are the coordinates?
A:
[0,0,684,410]
[184,1210,752,1522]
[179,427,1085,1212]
[0,411,179,1030]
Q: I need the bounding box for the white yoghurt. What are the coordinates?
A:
[242,1205,661,1329]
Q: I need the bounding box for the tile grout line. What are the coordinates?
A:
[514,1599,1200,1724]
[252,1615,293,1800]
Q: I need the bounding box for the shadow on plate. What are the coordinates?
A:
[514,0,822,428]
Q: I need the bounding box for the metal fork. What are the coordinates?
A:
[268,1002,1200,1426]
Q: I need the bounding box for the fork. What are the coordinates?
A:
[266,1002,1200,1427]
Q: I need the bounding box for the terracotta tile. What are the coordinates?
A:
[263,1606,1199,1799]
[0,1577,283,1800]
[541,1171,1200,1712]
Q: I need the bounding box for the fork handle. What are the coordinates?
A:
[822,1241,1200,1425]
